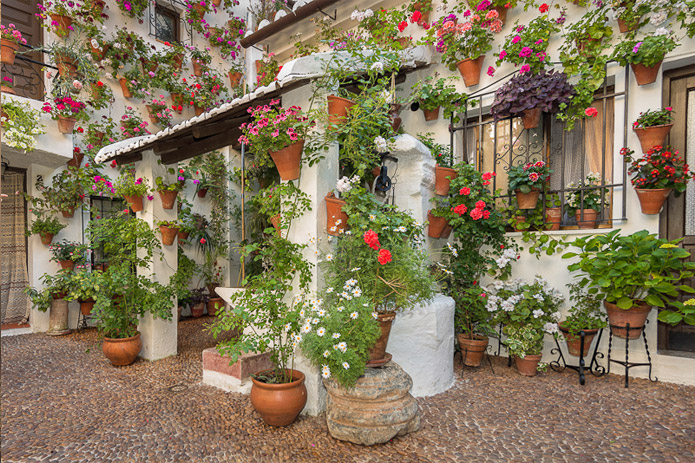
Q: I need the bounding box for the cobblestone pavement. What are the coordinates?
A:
[2,317,694,463]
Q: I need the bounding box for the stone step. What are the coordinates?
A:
[202,348,273,394]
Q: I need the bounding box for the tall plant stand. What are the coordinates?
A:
[550,329,606,385]
[76,311,93,330]
[607,321,657,388]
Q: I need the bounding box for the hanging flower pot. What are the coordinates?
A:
[66,150,84,168]
[177,230,190,241]
[119,78,133,99]
[123,194,144,212]
[159,224,179,246]
[228,71,242,87]
[269,140,304,181]
[39,233,55,246]
[512,215,527,232]
[514,354,542,376]
[80,298,95,316]
[159,190,179,210]
[427,210,447,238]
[604,301,651,339]
[456,55,485,87]
[630,60,662,86]
[56,115,77,134]
[90,43,108,61]
[172,53,184,71]
[55,56,77,79]
[633,124,673,152]
[493,6,508,25]
[194,105,205,116]
[521,107,542,129]
[325,192,348,236]
[102,332,142,366]
[58,260,74,270]
[559,323,599,357]
[61,207,75,218]
[326,95,356,127]
[634,188,672,215]
[1,84,15,94]
[515,188,540,210]
[270,213,282,237]
[434,165,457,196]
[440,224,452,239]
[422,106,440,121]
[170,93,183,107]
[192,59,204,77]
[457,334,489,367]
[1,39,18,65]
[250,369,307,426]
[545,207,562,231]
[575,209,598,229]
[49,14,73,37]
[197,188,208,198]
[91,0,106,14]
[146,105,158,125]
[366,312,396,367]
[389,104,402,131]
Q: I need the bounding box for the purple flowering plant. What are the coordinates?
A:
[611,32,678,68]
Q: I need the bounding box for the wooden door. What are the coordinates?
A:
[1,0,44,100]
[659,66,695,353]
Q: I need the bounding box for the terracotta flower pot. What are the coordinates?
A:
[493,6,508,25]
[119,78,132,99]
[61,207,75,218]
[192,59,204,76]
[269,140,304,181]
[515,188,540,210]
[634,188,672,215]
[250,369,307,427]
[197,188,208,198]
[80,299,95,316]
[207,297,224,317]
[1,39,18,65]
[327,95,356,127]
[422,106,440,121]
[55,56,77,79]
[123,195,144,212]
[171,93,183,107]
[191,302,205,318]
[457,334,489,367]
[513,215,527,232]
[172,53,184,71]
[67,151,84,167]
[604,300,651,340]
[91,0,106,14]
[434,165,457,196]
[521,107,542,129]
[57,116,77,134]
[633,124,673,153]
[413,2,431,22]
[514,354,542,376]
[389,104,403,132]
[1,85,15,94]
[325,193,348,236]
[50,14,73,37]
[159,224,179,246]
[631,61,662,86]
[440,224,452,239]
[575,209,598,229]
[194,105,204,116]
[545,207,562,231]
[456,55,485,87]
[159,190,178,209]
[617,16,639,33]
[559,322,599,357]
[58,260,74,270]
[270,213,281,237]
[228,71,242,87]
[427,210,447,238]
[39,233,54,246]
[90,43,108,61]
[367,312,396,366]
[146,105,159,125]
[102,332,142,366]
[177,230,190,241]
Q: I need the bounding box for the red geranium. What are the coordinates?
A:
[378,249,392,265]
[363,230,380,250]
[453,204,468,215]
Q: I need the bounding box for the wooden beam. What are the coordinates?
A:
[192,115,250,139]
[152,135,196,155]
[115,152,143,166]
[159,130,241,164]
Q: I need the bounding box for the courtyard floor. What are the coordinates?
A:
[2,317,694,463]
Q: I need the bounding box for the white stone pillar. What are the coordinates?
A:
[135,150,178,360]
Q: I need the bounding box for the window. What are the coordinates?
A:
[154,5,180,43]
[87,196,127,266]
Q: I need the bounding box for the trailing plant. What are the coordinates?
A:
[34,167,85,214]
[417,133,452,167]
[0,97,45,152]
[114,168,149,198]
[26,213,66,237]
[49,240,87,264]
[119,106,150,139]
[409,74,468,121]
[26,270,74,312]
[620,146,694,193]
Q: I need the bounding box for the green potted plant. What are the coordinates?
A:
[486,278,564,376]
[36,0,84,38]
[620,146,694,215]
[144,96,174,128]
[184,0,212,34]
[609,0,650,33]
[632,107,675,152]
[0,97,45,152]
[495,9,561,74]
[119,106,150,139]
[563,230,695,339]
[0,24,27,65]
[33,167,85,217]
[115,0,148,18]
[65,269,102,316]
[560,283,607,357]
[114,168,149,212]
[409,74,465,122]
[453,284,495,367]
[491,70,575,129]
[157,220,180,246]
[417,133,456,196]
[187,45,212,76]
[155,170,185,210]
[26,269,75,334]
[612,32,678,86]
[49,239,86,270]
[506,160,552,209]
[544,192,562,230]
[564,172,610,228]
[27,213,65,245]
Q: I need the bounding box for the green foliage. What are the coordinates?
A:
[416,133,452,168]
[49,240,87,264]
[612,33,678,68]
[497,13,562,73]
[114,168,149,197]
[409,74,468,121]
[65,270,102,302]
[0,97,45,152]
[453,284,495,337]
[504,325,546,357]
[633,107,674,128]
[507,160,551,194]
[27,213,65,237]
[562,283,607,336]
[26,270,74,312]
[563,230,695,324]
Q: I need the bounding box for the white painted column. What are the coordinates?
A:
[135,150,178,360]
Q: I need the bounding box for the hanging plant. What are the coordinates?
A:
[115,0,148,19]
[490,70,574,122]
[0,97,45,152]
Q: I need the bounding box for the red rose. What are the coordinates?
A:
[378,249,392,265]
[363,229,380,250]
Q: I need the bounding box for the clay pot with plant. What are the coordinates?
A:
[632,107,675,153]
[506,161,551,210]
[612,33,678,86]
[409,74,464,123]
[114,169,149,213]
[453,285,495,367]
[564,172,609,229]
[27,214,66,246]
[559,283,607,357]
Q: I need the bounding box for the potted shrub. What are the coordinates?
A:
[158,220,180,246]
[114,169,149,212]
[409,74,464,121]
[632,107,675,152]
[26,270,75,335]
[49,240,85,270]
[0,97,46,153]
[563,230,695,339]
[427,202,451,239]
[560,283,607,357]
[491,70,574,129]
[1,24,27,65]
[544,193,562,230]
[506,161,551,209]
[486,278,564,376]
[184,0,212,34]
[144,96,175,128]
[155,173,185,210]
[41,96,88,134]
[33,167,85,218]
[620,146,694,214]
[495,9,560,74]
[239,102,315,182]
[453,285,495,367]
[27,213,65,245]
[565,172,610,228]
[66,269,102,316]
[612,32,678,86]
[187,46,212,77]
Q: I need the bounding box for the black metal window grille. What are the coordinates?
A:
[86,196,127,266]
[451,64,631,229]
[149,1,192,45]
[0,44,56,100]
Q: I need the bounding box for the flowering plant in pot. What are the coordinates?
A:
[155,173,184,210]
[145,96,175,127]
[184,0,212,34]
[114,169,149,212]
[408,74,465,122]
[632,107,675,152]
[41,96,89,134]
[0,97,45,152]
[608,0,650,33]
[1,24,27,65]
[486,277,563,375]
[187,46,212,76]
[238,100,315,181]
[115,0,148,19]
[36,0,84,37]
[49,240,87,269]
[560,283,607,357]
[119,106,150,139]
[563,229,695,339]
[26,270,75,314]
[620,146,694,214]
[85,79,114,111]
[27,213,65,245]
[491,70,574,129]
[565,172,610,228]
[187,70,228,115]
[33,166,85,217]
[506,160,551,209]
[612,32,678,85]
[452,284,496,367]
[496,8,563,74]
[65,269,102,316]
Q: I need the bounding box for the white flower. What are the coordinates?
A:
[72,80,82,90]
[544,322,559,334]
[340,291,350,299]
[369,214,376,221]
[372,312,379,319]
[336,176,353,193]
[654,26,670,36]
[338,342,347,353]
[322,365,331,378]
[364,8,373,18]
[532,309,544,318]
[335,219,342,226]
[344,278,357,287]
[350,9,362,21]
[552,311,562,321]
[332,332,341,339]
[342,361,350,370]
[330,226,337,232]
[395,226,406,233]
[317,327,326,337]
[312,318,320,325]
[323,350,330,358]
[374,136,389,153]
[350,312,358,320]
[370,61,384,72]
[284,323,291,330]
[299,309,305,317]
[351,287,362,297]
[350,267,360,272]
[325,254,333,261]
[317,309,326,317]
[294,334,303,343]
[301,323,312,333]
[650,11,668,26]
